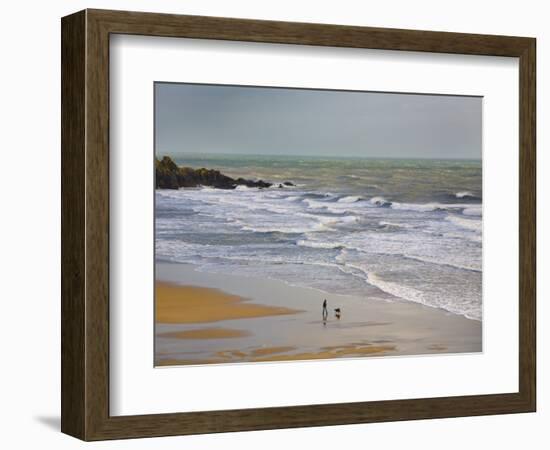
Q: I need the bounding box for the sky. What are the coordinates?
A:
[155,82,482,159]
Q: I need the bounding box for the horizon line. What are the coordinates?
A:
[158,151,482,161]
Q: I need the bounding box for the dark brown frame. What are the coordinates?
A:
[61,8,536,441]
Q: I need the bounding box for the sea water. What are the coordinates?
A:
[155,154,482,321]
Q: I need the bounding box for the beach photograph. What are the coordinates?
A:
[154,82,482,367]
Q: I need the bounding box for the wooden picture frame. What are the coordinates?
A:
[61,8,536,441]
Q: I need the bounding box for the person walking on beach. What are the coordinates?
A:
[322,299,328,319]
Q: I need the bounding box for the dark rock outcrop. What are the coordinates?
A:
[155,156,287,190]
[155,156,181,189]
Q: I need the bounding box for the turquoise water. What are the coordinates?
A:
[156,154,482,320]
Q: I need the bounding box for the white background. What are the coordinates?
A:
[0,0,547,449]
[110,35,518,415]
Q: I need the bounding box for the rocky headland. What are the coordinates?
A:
[155,156,294,190]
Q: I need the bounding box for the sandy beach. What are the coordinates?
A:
[155,262,482,366]
[156,282,300,324]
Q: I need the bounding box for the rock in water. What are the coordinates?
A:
[155,155,280,190]
[155,156,180,189]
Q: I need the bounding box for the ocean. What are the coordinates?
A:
[155,154,482,321]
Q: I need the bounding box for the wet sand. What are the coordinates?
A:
[157,327,251,340]
[156,282,300,324]
[155,262,482,367]
[156,343,396,366]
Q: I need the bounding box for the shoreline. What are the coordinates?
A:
[155,262,482,366]
[155,257,481,324]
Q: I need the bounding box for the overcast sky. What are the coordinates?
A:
[155,82,481,159]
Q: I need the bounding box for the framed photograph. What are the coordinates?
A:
[61,9,536,441]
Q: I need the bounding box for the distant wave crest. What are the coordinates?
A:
[337,195,362,203]
[455,191,481,201]
[370,196,392,207]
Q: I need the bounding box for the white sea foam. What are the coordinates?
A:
[317,215,359,227]
[390,201,477,213]
[368,273,481,321]
[370,196,391,207]
[303,198,328,209]
[368,273,425,304]
[337,229,482,272]
[296,240,344,249]
[334,249,481,320]
[462,206,482,216]
[240,225,315,234]
[337,195,361,203]
[446,214,482,233]
[378,220,411,229]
